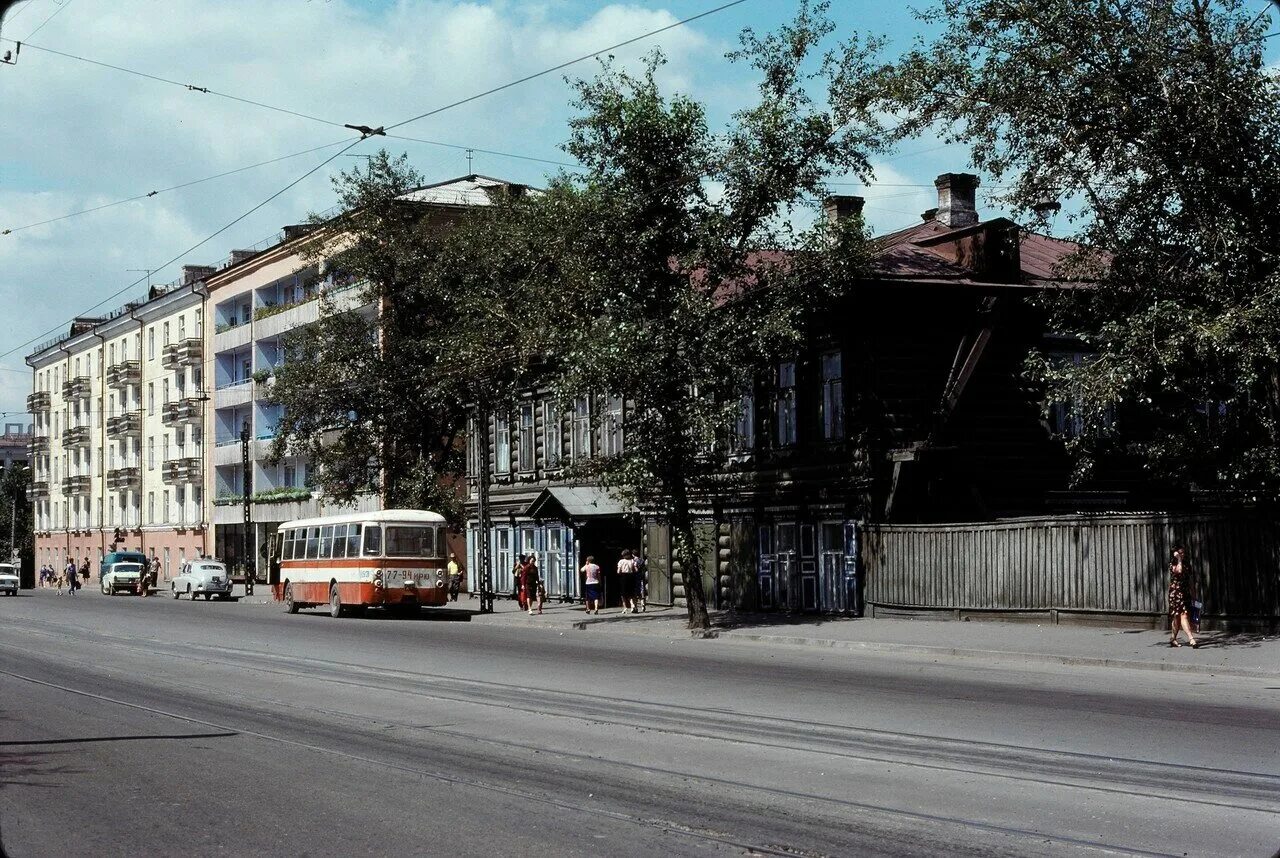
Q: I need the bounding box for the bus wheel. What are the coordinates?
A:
[283,583,299,614]
[329,584,344,619]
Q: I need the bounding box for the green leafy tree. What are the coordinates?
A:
[0,463,32,570]
[269,152,547,524]
[867,0,1280,494]
[535,1,882,628]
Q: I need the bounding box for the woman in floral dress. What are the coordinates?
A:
[1168,545,1199,648]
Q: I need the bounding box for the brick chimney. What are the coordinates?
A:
[229,249,257,266]
[934,173,980,228]
[822,195,864,226]
[181,264,215,285]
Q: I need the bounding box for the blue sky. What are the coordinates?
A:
[0,0,1276,420]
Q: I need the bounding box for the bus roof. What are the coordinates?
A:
[279,508,448,530]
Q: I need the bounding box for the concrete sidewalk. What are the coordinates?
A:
[469,597,1280,679]
[231,586,1280,678]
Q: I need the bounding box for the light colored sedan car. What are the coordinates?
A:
[101,562,144,595]
[170,560,234,601]
[0,563,17,596]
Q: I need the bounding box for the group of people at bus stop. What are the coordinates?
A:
[511,548,647,616]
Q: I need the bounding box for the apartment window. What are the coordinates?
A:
[194,309,202,337]
[774,361,798,447]
[109,343,115,365]
[148,328,155,360]
[193,487,202,520]
[148,383,155,416]
[518,403,535,473]
[242,358,252,383]
[163,379,170,404]
[74,357,80,376]
[193,366,203,393]
[163,322,170,346]
[241,301,251,325]
[148,492,155,524]
[148,437,155,470]
[176,487,185,525]
[820,351,844,441]
[604,395,623,457]
[283,463,297,488]
[542,402,561,469]
[163,490,170,523]
[572,397,591,460]
[178,315,185,341]
[163,435,170,464]
[494,412,511,475]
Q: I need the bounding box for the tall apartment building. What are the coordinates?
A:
[203,228,376,571]
[203,175,527,572]
[25,269,211,577]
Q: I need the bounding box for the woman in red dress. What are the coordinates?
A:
[1168,545,1199,648]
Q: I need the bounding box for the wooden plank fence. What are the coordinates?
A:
[860,513,1280,623]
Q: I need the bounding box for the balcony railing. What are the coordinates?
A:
[106,411,142,438]
[106,466,141,490]
[162,338,203,368]
[64,425,93,448]
[27,434,49,454]
[161,397,204,425]
[161,457,202,483]
[27,480,50,500]
[60,474,91,495]
[105,360,141,388]
[61,376,91,400]
[27,391,50,412]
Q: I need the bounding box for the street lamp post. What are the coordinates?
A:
[240,418,254,595]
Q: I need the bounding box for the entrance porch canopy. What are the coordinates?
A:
[523,487,628,523]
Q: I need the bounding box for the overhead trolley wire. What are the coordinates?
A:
[2,139,351,236]
[382,0,751,133]
[0,136,368,365]
[22,0,72,40]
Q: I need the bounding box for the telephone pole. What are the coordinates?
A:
[240,418,253,592]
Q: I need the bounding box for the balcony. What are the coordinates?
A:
[61,376,91,400]
[27,434,49,455]
[161,397,204,426]
[162,338,203,369]
[61,474,91,495]
[27,479,50,500]
[106,465,141,490]
[106,411,142,438]
[27,391,50,412]
[161,457,202,483]
[105,360,141,388]
[64,425,93,448]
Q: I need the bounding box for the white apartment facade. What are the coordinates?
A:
[26,269,211,578]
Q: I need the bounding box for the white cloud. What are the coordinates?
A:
[0,0,729,414]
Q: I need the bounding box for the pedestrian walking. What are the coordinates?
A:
[617,549,637,614]
[79,558,91,586]
[446,553,463,602]
[55,567,64,595]
[513,555,528,610]
[522,554,542,615]
[633,549,648,612]
[64,559,78,595]
[582,556,602,614]
[1168,545,1199,648]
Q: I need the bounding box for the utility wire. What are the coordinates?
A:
[2,139,351,235]
[0,38,348,128]
[383,134,582,171]
[383,0,751,132]
[22,0,69,40]
[0,136,368,365]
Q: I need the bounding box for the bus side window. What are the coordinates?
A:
[437,527,447,558]
[319,526,334,559]
[332,524,348,558]
[347,524,362,557]
[282,529,294,561]
[306,527,320,560]
[363,525,382,557]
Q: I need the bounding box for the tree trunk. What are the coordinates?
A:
[669,478,710,630]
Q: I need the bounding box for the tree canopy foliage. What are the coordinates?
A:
[867,0,1280,494]
[269,1,885,628]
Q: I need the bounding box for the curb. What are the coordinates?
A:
[695,631,1280,680]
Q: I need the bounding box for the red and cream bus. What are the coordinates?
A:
[270,509,450,617]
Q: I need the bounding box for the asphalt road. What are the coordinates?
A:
[1,590,1277,858]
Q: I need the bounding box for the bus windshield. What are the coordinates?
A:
[385,526,436,558]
